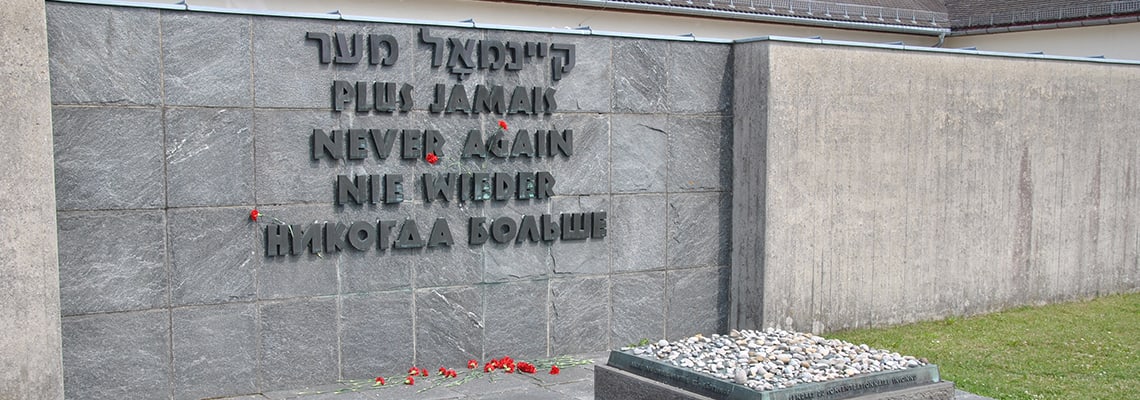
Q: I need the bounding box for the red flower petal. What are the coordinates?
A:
[249,209,259,221]
[550,365,560,375]
[498,120,508,130]
[425,152,439,164]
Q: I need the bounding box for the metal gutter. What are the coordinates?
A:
[511,0,949,36]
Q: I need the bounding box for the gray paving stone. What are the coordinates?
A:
[46,3,160,105]
[544,379,595,400]
[610,272,665,347]
[166,108,255,207]
[550,277,609,355]
[667,192,731,268]
[168,207,257,306]
[255,204,339,300]
[484,280,549,360]
[667,115,732,192]
[667,42,732,114]
[172,303,258,400]
[162,12,252,106]
[340,291,415,379]
[252,16,336,108]
[61,310,171,400]
[666,266,729,339]
[253,109,347,205]
[56,210,166,316]
[52,106,164,210]
[613,39,669,114]
[415,287,484,367]
[551,195,610,276]
[610,194,667,273]
[611,114,668,193]
[258,298,338,390]
[548,34,612,113]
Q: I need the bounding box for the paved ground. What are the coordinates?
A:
[222,353,993,400]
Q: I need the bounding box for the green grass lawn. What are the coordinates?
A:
[826,293,1139,400]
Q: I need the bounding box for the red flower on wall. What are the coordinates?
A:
[498,120,509,130]
[425,152,439,164]
[550,365,560,375]
[249,209,260,221]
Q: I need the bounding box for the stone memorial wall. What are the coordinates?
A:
[46,2,732,398]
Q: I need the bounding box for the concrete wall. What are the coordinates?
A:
[946,23,1140,61]
[0,0,65,399]
[46,2,731,399]
[733,40,1140,333]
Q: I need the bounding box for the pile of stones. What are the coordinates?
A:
[620,328,927,392]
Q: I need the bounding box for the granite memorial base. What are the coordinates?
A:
[596,351,955,400]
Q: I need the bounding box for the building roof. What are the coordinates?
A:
[505,0,1140,33]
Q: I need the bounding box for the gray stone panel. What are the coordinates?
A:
[483,31,553,89]
[61,310,171,400]
[667,193,730,269]
[340,291,414,379]
[171,303,257,400]
[547,113,610,195]
[255,204,338,300]
[168,207,257,306]
[328,22,415,105]
[549,34,612,113]
[56,211,166,316]
[611,194,666,273]
[162,12,252,107]
[484,280,548,360]
[413,201,486,288]
[667,115,732,192]
[613,39,668,113]
[253,109,346,205]
[52,106,164,210]
[46,3,160,105]
[610,272,665,347]
[411,27,484,109]
[415,287,483,366]
[666,267,728,339]
[611,114,668,193]
[550,277,609,355]
[252,16,335,108]
[484,200,552,283]
[551,195,610,276]
[258,298,338,390]
[165,108,255,207]
[667,42,731,114]
[334,205,415,294]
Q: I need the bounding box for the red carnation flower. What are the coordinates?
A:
[498,120,508,130]
[446,369,457,378]
[375,376,385,385]
[420,368,428,377]
[425,152,439,164]
[249,209,260,221]
[550,365,560,375]
[467,359,478,369]
[517,362,537,374]
[404,376,415,385]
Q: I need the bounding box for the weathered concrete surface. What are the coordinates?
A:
[0,0,64,398]
[734,41,1140,332]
